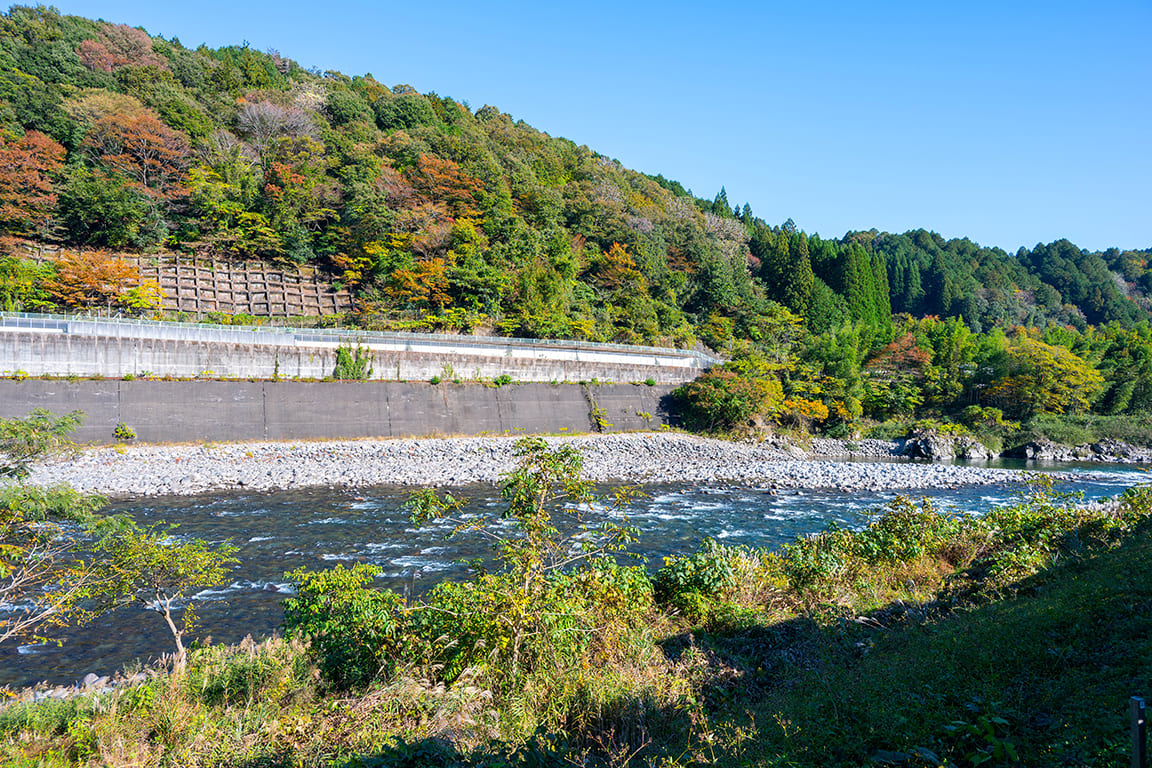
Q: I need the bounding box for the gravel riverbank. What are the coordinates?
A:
[25,433,1036,498]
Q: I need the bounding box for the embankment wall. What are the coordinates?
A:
[0,380,677,444]
[1,315,715,384]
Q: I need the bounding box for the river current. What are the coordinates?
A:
[2,460,1146,689]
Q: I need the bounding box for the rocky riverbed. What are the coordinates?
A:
[24,433,1043,498]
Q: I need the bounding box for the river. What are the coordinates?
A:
[2,460,1145,690]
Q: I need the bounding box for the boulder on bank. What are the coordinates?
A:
[1002,437,1152,463]
[1002,439,1092,462]
[897,430,995,461]
[1089,438,1152,462]
[897,431,953,460]
[955,437,996,461]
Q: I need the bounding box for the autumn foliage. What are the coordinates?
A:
[75,23,169,73]
[983,335,1104,417]
[46,250,162,312]
[83,114,190,200]
[865,333,932,380]
[405,154,484,219]
[0,131,64,236]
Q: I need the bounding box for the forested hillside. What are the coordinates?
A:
[1,5,1150,437]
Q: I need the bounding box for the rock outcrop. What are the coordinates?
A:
[896,430,995,461]
[1002,438,1152,463]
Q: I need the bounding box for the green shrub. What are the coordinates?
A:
[282,563,408,690]
[406,437,644,690]
[851,497,961,565]
[1018,414,1095,446]
[0,698,84,738]
[415,560,652,687]
[910,418,970,437]
[780,525,856,591]
[966,477,1141,591]
[493,374,512,387]
[1099,413,1152,446]
[653,538,737,606]
[779,498,963,593]
[820,418,857,439]
[332,342,373,380]
[0,483,107,523]
[113,422,136,441]
[1015,412,1152,448]
[673,367,783,433]
[862,419,910,440]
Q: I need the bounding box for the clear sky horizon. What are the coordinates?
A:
[38,1,1152,253]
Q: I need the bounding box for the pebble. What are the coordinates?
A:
[22,433,1045,499]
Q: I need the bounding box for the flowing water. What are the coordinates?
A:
[2,460,1146,689]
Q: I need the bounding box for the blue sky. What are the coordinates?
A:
[45,1,1151,252]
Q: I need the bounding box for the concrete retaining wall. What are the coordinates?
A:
[0,380,678,444]
[1,315,716,384]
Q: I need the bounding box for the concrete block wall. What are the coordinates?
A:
[0,380,678,445]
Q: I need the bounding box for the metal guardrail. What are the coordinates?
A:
[2,312,721,367]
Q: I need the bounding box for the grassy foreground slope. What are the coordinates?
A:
[730,517,1152,765]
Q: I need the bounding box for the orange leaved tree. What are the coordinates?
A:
[0,130,65,238]
[45,250,162,313]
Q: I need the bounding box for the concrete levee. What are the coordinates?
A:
[0,380,679,444]
[1,315,717,384]
[119,381,267,443]
[1,331,702,384]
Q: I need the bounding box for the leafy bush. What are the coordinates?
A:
[673,367,783,433]
[1017,412,1152,448]
[1098,413,1152,446]
[416,559,652,687]
[282,563,408,690]
[0,483,106,523]
[653,538,737,606]
[1017,414,1095,446]
[862,419,911,440]
[910,418,970,437]
[851,497,962,565]
[113,422,136,441]
[780,525,857,592]
[406,438,645,691]
[966,477,1148,592]
[651,538,789,624]
[332,342,373,380]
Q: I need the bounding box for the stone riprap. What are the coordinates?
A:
[26,433,1035,498]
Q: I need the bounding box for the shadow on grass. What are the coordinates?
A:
[655,520,1152,766]
[324,732,570,768]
